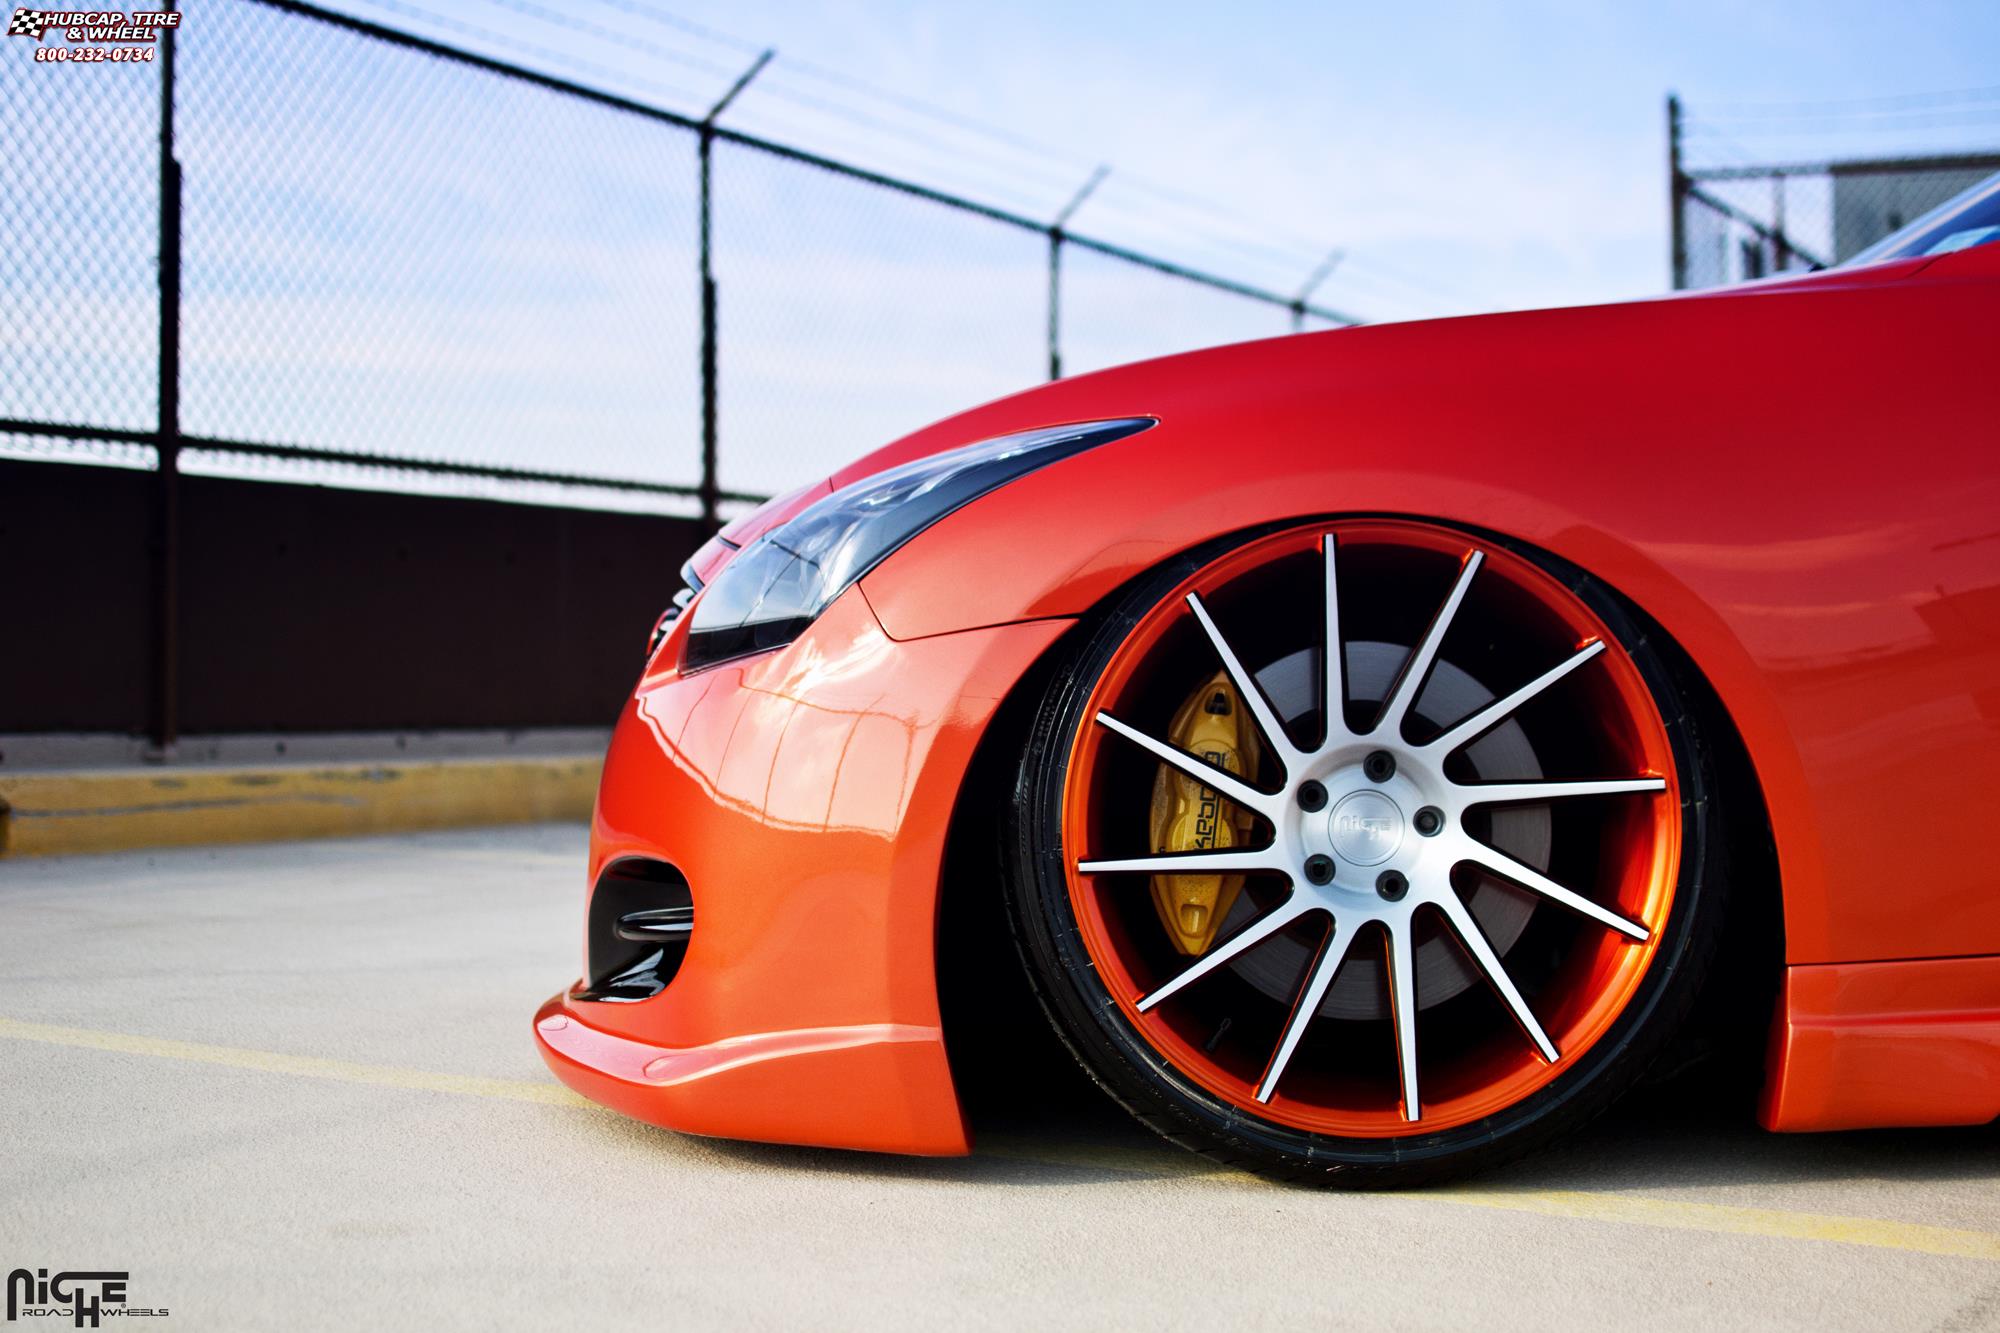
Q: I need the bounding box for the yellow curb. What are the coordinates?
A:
[0,755,600,857]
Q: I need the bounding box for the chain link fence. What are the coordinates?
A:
[1,0,1356,523]
[1,13,161,465]
[1667,95,2000,290]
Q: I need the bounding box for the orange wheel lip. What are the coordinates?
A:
[1061,520,1682,1138]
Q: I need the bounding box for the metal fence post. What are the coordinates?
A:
[1289,248,1345,333]
[696,50,772,534]
[1772,172,1790,272]
[1047,166,1108,381]
[1667,93,1688,291]
[697,129,718,532]
[150,5,182,757]
[1045,229,1062,380]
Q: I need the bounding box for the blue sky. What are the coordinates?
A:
[337,0,2000,321]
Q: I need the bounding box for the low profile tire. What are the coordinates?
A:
[1004,519,1726,1187]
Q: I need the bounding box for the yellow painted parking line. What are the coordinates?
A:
[0,1016,594,1110]
[6,1013,1999,1263]
[1433,1187,2000,1263]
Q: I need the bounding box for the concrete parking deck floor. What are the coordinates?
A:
[3,826,1997,1330]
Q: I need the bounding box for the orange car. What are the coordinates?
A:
[535,174,2000,1184]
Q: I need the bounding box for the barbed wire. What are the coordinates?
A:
[1702,85,2000,116]
[362,0,713,108]
[571,0,1478,307]
[335,0,1485,316]
[1687,108,2000,136]
[477,0,742,82]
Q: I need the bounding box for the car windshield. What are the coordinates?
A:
[1845,169,2000,266]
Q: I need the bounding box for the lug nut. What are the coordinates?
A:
[1414,806,1443,837]
[1364,750,1396,783]
[1304,854,1335,885]
[1297,780,1328,812]
[1376,870,1409,901]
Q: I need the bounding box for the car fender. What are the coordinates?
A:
[857,279,2000,970]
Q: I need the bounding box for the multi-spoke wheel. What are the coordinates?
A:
[1006,520,1724,1185]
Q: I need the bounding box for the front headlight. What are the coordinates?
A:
[681,417,1154,671]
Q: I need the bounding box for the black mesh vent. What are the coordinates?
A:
[575,858,694,1003]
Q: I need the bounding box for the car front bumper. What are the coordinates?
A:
[533,586,1067,1154]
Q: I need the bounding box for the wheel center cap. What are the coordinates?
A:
[1328,789,1404,866]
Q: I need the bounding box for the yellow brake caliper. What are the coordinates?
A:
[1148,669,1265,955]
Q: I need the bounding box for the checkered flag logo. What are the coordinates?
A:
[7,8,52,39]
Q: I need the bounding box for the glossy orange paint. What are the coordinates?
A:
[1061,522,1682,1135]
[540,253,1999,1150]
[1761,955,2000,1131]
[532,586,1066,1154]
